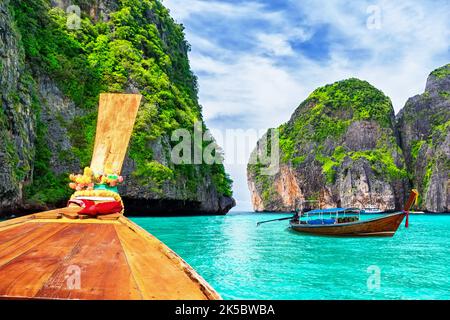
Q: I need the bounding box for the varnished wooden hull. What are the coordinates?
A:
[0,211,221,300]
[289,212,406,237]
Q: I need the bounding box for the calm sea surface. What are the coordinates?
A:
[131,212,450,300]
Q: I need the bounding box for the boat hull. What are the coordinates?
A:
[0,211,221,300]
[289,212,406,237]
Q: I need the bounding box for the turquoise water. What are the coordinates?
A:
[131,212,450,300]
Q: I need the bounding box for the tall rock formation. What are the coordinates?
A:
[248,79,409,212]
[0,0,37,213]
[0,0,234,216]
[397,64,450,212]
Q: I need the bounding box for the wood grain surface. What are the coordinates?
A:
[90,93,141,175]
[0,215,220,300]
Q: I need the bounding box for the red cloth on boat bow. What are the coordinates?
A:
[68,199,123,216]
[78,201,123,216]
[68,199,95,209]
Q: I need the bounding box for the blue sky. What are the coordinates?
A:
[163,0,450,211]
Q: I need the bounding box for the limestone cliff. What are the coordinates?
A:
[0,0,37,213]
[248,79,409,212]
[397,64,450,212]
[0,0,234,216]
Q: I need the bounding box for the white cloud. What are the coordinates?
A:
[193,53,305,126]
[255,28,312,57]
[297,0,449,108]
[256,33,295,56]
[164,0,283,22]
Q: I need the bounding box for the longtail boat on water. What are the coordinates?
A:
[257,190,419,237]
[288,190,419,237]
[0,93,220,300]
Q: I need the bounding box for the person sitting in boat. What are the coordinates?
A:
[292,208,301,222]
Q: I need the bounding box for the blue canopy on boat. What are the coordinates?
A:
[307,208,352,214]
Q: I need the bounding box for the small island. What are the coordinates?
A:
[248,65,450,213]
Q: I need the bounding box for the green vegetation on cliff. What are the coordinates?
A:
[280,79,393,148]
[412,119,450,198]
[279,79,403,182]
[431,64,450,79]
[400,77,450,203]
[10,0,232,205]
